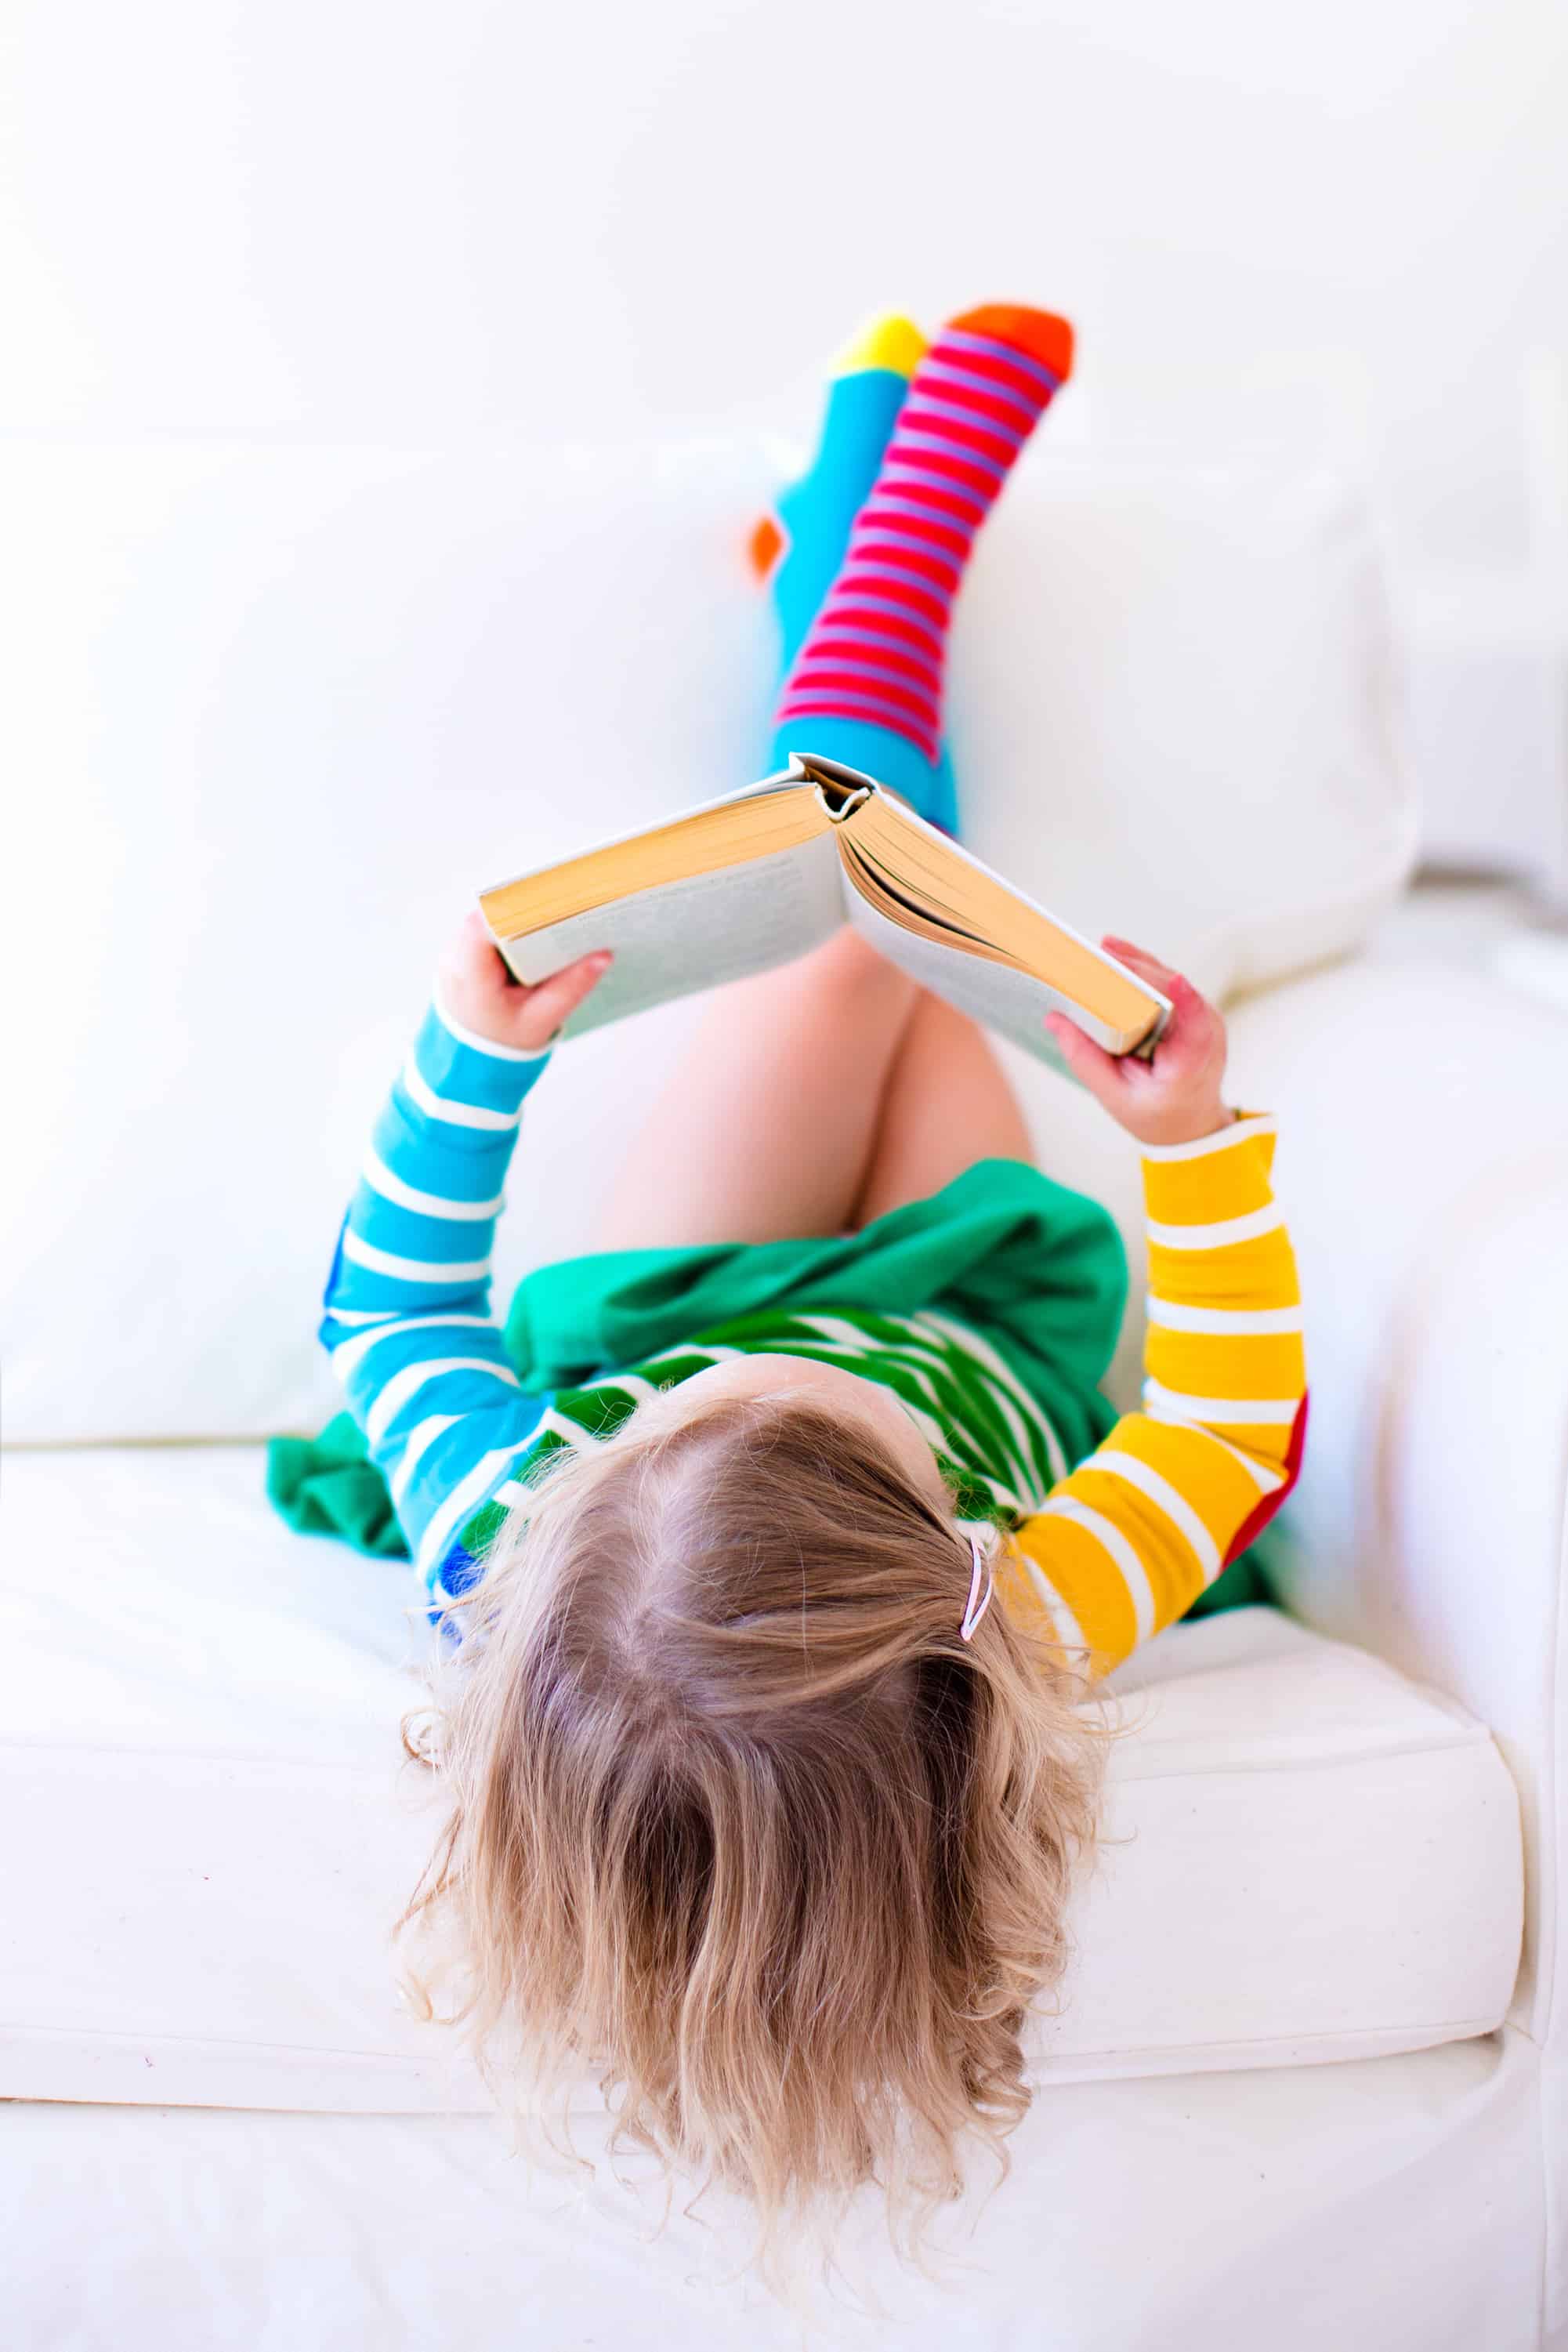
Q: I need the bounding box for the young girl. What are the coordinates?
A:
[302,305,1307,2259]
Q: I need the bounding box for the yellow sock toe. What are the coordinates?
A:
[833,311,927,379]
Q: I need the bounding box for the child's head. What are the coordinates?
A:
[402,1378,1109,2265]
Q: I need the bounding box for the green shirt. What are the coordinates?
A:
[457,1301,1071,1560]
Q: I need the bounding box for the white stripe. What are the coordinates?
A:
[400,1053,523,1133]
[418,1437,541,1584]
[390,1414,461,1506]
[1081,1448,1221,1584]
[1012,1550,1092,1659]
[901,1345,1048,1503]
[782,1316,1027,1505]
[912,1310,1070,1484]
[637,1340,741,1372]
[495,1477,531,1506]
[581,1372,660,1407]
[915,1346,1041,1501]
[341,1228,492,1285]
[365,1356,520,1450]
[433,988,552,1065]
[715,1316,958,1457]
[331,1311,494,1383]
[322,1307,400,1328]
[1146,1296,1303,1335]
[531,1404,607,1451]
[362,1147,504,1223]
[631,1321,1027,1512]
[1142,1376,1301,1427]
[777,1321,970,1473]
[1139,1113,1276,1162]
[1139,1410,1285,1494]
[1147,1205,1284,1250]
[1033,1499,1156,1644]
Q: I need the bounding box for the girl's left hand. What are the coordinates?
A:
[436,909,613,1054]
[1045,936,1234,1149]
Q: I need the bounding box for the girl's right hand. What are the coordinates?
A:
[1045,936,1235,1150]
[436,909,612,1054]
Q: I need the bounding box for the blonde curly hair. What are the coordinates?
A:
[398,1385,1112,2285]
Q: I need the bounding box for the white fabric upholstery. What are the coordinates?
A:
[1209,953,1568,2336]
[1216,959,1568,2044]
[3,431,1561,2341]
[0,439,1413,1442]
[0,1445,1520,2112]
[0,2035,1547,2352]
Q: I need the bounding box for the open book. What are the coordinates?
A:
[479,756,1171,1071]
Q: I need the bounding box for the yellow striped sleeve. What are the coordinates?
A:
[1005,1110,1308,1680]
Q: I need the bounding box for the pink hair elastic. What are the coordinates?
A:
[959,1531,995,1642]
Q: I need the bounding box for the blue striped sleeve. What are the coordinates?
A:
[318,992,553,1600]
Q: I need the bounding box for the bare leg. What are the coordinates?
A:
[592,928,1034,1250]
[852,990,1033,1224]
[591,927,922,1248]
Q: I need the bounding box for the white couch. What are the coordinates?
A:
[2,437,1564,2350]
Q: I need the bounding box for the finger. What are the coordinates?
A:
[1045,1009,1129,1107]
[1102,934,1182,992]
[511,950,614,1050]
[445,908,511,996]
[1149,975,1218,1070]
[460,905,503,965]
[1106,944,1189,1015]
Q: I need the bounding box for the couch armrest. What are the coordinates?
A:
[1224,957,1568,2047]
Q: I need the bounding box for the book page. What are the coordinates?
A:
[480,777,824,938]
[498,828,846,1040]
[844,887,1085,1078]
[842,793,1168,1053]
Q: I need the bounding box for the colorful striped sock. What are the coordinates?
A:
[751,313,925,666]
[770,306,1074,829]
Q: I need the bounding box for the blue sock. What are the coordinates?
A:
[752,315,960,837]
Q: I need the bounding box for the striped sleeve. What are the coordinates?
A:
[317,991,553,1605]
[1000,1111,1308,1680]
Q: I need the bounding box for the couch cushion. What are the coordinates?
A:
[0,1448,1520,2110]
[0,440,1413,1441]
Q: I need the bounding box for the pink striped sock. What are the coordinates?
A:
[773,306,1074,770]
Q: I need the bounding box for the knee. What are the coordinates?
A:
[815,924,909,996]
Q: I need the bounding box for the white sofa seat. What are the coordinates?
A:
[0,2035,1547,2352]
[0,1444,1521,2114]
[2,431,1563,2345]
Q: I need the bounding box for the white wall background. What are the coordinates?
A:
[1,0,1563,547]
[3,0,1566,870]
[2,0,1563,1437]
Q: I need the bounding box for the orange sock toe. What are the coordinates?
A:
[949,305,1074,386]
